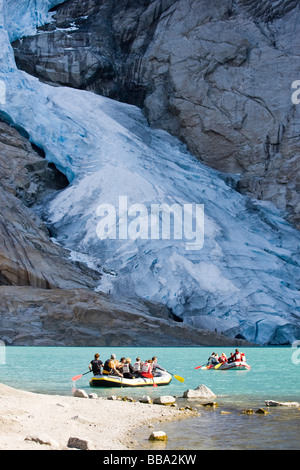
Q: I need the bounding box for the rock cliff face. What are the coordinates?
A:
[0,286,246,346]
[0,120,97,289]
[12,0,300,229]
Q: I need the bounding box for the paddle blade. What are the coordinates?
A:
[150,374,158,387]
[214,363,223,370]
[174,374,185,383]
[71,374,83,382]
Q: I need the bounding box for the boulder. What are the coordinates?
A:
[153,396,176,406]
[183,385,216,399]
[139,396,152,404]
[72,389,89,399]
[265,400,300,408]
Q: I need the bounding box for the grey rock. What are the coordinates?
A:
[139,396,152,404]
[12,0,300,229]
[183,385,217,399]
[72,389,89,399]
[153,396,176,405]
[88,393,98,399]
[265,400,300,407]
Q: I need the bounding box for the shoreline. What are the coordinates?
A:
[0,382,196,450]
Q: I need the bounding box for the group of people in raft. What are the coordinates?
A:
[89,353,166,379]
[207,349,246,366]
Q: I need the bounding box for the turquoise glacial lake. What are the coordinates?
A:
[0,346,299,450]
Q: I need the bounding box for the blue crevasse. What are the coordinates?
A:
[0,1,299,345]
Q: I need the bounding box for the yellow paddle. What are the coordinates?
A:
[167,371,185,383]
[214,362,223,370]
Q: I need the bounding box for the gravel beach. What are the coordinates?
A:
[0,382,193,450]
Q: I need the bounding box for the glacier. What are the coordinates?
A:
[0,0,299,345]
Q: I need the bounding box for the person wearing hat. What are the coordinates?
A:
[103,354,123,377]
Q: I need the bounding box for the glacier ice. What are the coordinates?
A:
[0,0,299,345]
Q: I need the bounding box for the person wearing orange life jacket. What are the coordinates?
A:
[141,359,154,379]
[219,353,228,364]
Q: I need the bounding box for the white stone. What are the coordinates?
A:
[265,400,300,408]
[153,396,176,405]
[72,389,89,399]
[183,384,216,399]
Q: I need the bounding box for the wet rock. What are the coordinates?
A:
[202,402,218,408]
[265,400,300,408]
[149,431,168,442]
[255,408,269,415]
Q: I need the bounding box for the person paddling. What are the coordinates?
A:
[103,354,123,377]
[152,356,166,377]
[89,353,103,376]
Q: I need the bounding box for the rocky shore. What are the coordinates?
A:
[0,382,197,450]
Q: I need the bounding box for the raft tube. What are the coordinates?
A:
[205,361,251,371]
[89,371,172,388]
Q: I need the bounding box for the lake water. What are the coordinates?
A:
[0,346,299,450]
